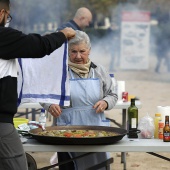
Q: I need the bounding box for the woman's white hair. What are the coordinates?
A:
[68,30,91,49]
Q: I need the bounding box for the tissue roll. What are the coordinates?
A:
[117,81,125,101]
[157,106,170,124]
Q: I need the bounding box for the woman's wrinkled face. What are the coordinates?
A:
[69,42,90,64]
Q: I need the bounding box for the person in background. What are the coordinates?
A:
[107,23,120,72]
[41,30,118,170]
[57,7,92,31]
[0,0,75,170]
[153,6,170,73]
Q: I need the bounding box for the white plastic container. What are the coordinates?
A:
[39,109,46,128]
[117,81,125,101]
[157,106,170,125]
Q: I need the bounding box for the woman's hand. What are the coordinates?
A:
[93,100,108,113]
[48,104,62,117]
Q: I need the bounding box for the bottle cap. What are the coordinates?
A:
[109,74,114,78]
[155,113,161,117]
[131,98,135,102]
[41,109,45,113]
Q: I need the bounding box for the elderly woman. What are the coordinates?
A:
[41,30,118,170]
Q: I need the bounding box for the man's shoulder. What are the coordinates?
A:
[57,20,80,31]
[0,27,21,34]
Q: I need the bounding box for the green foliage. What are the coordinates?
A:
[69,0,117,16]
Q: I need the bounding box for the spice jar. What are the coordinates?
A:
[158,120,164,139]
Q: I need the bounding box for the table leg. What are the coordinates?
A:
[32,109,36,121]
[121,152,126,170]
[121,109,127,170]
[122,109,127,129]
[26,108,29,119]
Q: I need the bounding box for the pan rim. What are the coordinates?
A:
[29,125,127,145]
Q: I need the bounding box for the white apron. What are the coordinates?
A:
[57,69,110,170]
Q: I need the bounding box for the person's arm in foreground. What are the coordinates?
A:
[0,27,75,59]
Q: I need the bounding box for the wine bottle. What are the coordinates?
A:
[127,98,138,138]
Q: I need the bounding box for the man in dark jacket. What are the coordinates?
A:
[0,0,75,170]
[57,7,92,31]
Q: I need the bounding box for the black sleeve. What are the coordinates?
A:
[0,27,67,59]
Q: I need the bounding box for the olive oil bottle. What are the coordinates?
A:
[127,98,138,138]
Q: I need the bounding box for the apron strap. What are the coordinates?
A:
[91,68,95,78]
[69,68,74,79]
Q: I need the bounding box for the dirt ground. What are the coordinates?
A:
[20,70,170,170]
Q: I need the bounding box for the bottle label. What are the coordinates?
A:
[164,133,170,137]
[39,113,47,127]
[158,122,164,139]
[163,132,170,141]
[165,121,169,125]
[131,118,137,128]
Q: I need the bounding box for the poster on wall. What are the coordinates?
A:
[120,11,150,70]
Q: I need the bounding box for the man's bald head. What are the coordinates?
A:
[73,7,92,29]
[74,7,92,19]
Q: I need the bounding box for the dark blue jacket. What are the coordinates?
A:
[57,20,81,31]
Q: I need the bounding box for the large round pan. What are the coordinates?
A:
[29,125,127,145]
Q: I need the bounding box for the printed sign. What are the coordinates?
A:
[120,11,150,69]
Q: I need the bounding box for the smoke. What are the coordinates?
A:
[10,0,68,33]
[9,1,170,76]
[90,2,170,75]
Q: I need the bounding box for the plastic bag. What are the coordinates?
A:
[138,113,155,139]
[50,152,58,165]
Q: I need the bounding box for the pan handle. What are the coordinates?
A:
[17,129,33,137]
[126,129,141,135]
